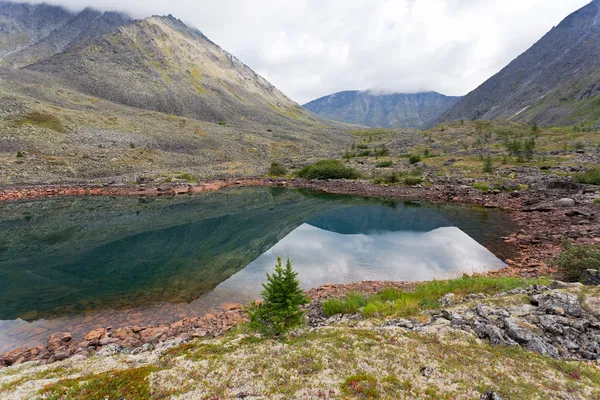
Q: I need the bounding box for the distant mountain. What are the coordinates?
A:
[0,2,131,67]
[26,15,316,125]
[440,0,600,127]
[303,91,462,129]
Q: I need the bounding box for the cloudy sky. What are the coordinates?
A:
[21,0,591,103]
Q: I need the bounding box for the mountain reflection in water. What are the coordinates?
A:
[0,188,515,352]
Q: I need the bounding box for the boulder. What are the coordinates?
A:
[48,332,72,350]
[582,269,600,286]
[84,328,106,342]
[531,292,583,317]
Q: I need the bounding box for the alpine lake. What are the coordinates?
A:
[0,187,517,352]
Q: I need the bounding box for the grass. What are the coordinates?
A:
[554,243,600,281]
[39,366,159,400]
[322,276,551,318]
[13,111,65,133]
[573,168,600,185]
[295,160,360,180]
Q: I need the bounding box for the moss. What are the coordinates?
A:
[341,373,379,399]
[13,112,65,133]
[38,366,159,400]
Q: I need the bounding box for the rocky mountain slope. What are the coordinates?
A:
[0,2,131,67]
[25,15,319,126]
[440,0,600,127]
[0,1,71,59]
[1,6,131,68]
[303,90,462,129]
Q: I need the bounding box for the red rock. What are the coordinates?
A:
[84,328,105,342]
[111,328,134,340]
[48,332,72,350]
[120,337,142,348]
[140,326,168,343]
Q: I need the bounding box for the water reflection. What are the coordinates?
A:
[0,188,515,352]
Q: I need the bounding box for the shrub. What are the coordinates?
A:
[482,155,494,173]
[295,160,359,180]
[423,148,430,157]
[573,169,600,185]
[217,121,227,126]
[408,154,421,164]
[573,141,586,150]
[357,150,371,157]
[341,374,379,398]
[16,151,24,158]
[374,147,389,157]
[13,111,65,133]
[404,176,423,185]
[343,151,356,160]
[376,161,393,168]
[129,143,135,149]
[247,257,309,336]
[554,243,600,282]
[268,162,287,177]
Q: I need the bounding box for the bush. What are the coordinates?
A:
[374,147,389,157]
[16,151,24,158]
[376,161,393,168]
[217,121,227,126]
[554,244,600,282]
[268,162,287,177]
[404,176,423,185]
[357,150,371,157]
[482,155,494,173]
[247,257,309,336]
[295,160,359,180]
[129,143,135,149]
[573,169,600,185]
[408,154,421,164]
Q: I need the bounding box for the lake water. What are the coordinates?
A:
[0,187,516,352]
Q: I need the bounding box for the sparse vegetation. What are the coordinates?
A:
[39,366,158,400]
[247,257,309,336]
[408,154,422,164]
[341,373,379,399]
[554,243,600,282]
[376,161,393,168]
[482,155,494,173]
[573,169,600,185]
[295,160,360,180]
[217,121,227,126]
[16,151,24,158]
[12,111,65,133]
[322,276,551,318]
[268,162,287,177]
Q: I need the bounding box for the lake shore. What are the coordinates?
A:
[1,178,599,368]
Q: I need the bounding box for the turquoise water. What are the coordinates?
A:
[0,187,515,351]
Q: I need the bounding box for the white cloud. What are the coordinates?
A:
[17,0,592,103]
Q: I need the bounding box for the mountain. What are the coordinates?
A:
[0,2,71,57]
[303,91,462,129]
[25,15,317,125]
[440,0,600,127]
[1,6,131,67]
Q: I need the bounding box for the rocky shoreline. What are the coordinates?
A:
[1,177,599,368]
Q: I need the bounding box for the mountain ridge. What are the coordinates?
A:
[439,0,600,126]
[304,90,461,129]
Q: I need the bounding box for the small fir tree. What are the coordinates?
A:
[482,155,494,174]
[247,257,308,336]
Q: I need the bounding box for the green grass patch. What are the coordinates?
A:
[473,182,491,191]
[175,173,198,182]
[295,160,360,180]
[38,366,158,400]
[573,169,600,185]
[13,112,65,133]
[409,154,422,164]
[322,276,551,318]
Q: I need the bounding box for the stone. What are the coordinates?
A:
[582,269,600,286]
[111,328,134,340]
[526,337,560,358]
[48,332,72,350]
[140,326,169,343]
[439,293,457,306]
[96,344,123,357]
[99,337,120,346]
[538,315,567,335]
[84,328,106,342]
[531,292,583,317]
[555,198,575,207]
[53,351,70,361]
[480,390,504,400]
[503,317,535,343]
[420,365,435,377]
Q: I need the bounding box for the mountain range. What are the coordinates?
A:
[440,0,600,126]
[0,2,351,186]
[303,91,461,129]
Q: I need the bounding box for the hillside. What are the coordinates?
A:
[26,15,320,126]
[440,0,600,127]
[303,91,461,129]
